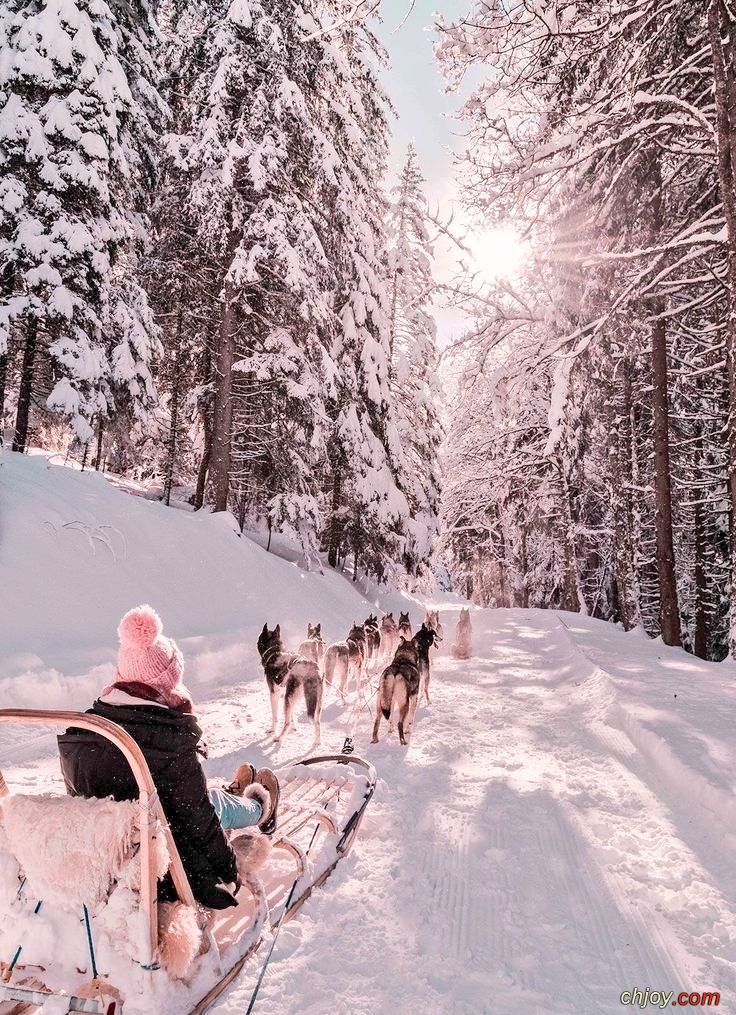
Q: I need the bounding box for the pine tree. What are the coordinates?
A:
[385,143,442,580]
[0,0,162,450]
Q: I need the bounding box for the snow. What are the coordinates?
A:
[3,451,736,1012]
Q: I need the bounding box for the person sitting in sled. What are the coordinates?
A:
[58,604,280,911]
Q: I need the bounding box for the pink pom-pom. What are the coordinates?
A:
[118,605,162,649]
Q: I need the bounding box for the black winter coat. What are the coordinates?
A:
[57,699,238,908]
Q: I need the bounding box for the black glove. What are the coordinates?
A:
[197,884,239,910]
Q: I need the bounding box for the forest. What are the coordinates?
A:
[4,1,736,661]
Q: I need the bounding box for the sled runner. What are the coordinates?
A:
[0,709,376,1015]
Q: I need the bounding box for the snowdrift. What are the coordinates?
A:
[0,450,418,709]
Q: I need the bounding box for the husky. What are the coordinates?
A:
[324,640,349,700]
[257,623,323,744]
[380,613,399,665]
[423,609,443,660]
[413,623,440,704]
[346,623,367,692]
[451,608,473,660]
[364,614,381,667]
[324,623,366,701]
[372,638,420,746]
[298,622,326,672]
[398,611,412,639]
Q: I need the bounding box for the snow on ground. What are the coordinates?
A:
[3,451,736,1013]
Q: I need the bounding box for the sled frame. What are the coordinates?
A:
[187,754,376,1015]
[0,708,200,990]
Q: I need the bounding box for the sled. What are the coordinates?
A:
[0,709,376,1015]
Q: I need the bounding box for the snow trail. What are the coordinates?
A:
[4,607,736,1013]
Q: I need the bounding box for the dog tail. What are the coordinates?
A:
[379,668,395,720]
[324,645,338,687]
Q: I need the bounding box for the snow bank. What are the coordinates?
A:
[0,450,426,708]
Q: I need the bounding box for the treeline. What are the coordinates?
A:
[0,1,441,583]
[438,1,736,659]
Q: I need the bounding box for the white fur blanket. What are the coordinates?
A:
[0,794,168,913]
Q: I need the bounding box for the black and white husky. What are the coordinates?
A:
[257,623,323,744]
[364,614,381,667]
[414,623,440,704]
[423,609,443,661]
[298,622,326,673]
[372,637,420,746]
[451,608,473,660]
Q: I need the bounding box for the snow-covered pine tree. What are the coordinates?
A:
[307,3,415,581]
[0,0,162,452]
[385,143,442,580]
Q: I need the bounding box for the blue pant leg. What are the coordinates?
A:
[209,788,263,830]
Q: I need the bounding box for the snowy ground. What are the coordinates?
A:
[2,452,736,1013]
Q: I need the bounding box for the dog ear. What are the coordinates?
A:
[275,624,281,637]
[261,622,269,635]
[315,623,321,635]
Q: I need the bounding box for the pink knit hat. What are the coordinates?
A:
[107,605,192,711]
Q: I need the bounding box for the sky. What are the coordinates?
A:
[373,1,471,346]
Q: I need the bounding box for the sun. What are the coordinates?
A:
[470,227,526,282]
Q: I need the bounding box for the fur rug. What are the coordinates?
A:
[1,794,169,913]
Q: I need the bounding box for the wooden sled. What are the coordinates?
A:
[0,709,376,1015]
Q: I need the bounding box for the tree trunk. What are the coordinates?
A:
[164,299,184,507]
[94,415,105,471]
[12,317,37,453]
[0,348,7,447]
[709,0,736,655]
[650,311,681,646]
[327,468,342,568]
[209,230,240,513]
[608,355,637,630]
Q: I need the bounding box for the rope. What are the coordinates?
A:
[245,822,321,1015]
[82,904,98,980]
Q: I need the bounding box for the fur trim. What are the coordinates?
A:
[231,830,272,875]
[242,783,270,817]
[158,902,201,980]
[118,605,162,649]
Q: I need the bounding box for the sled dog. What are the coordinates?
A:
[364,614,381,666]
[324,640,349,700]
[298,622,326,672]
[324,623,366,700]
[452,609,473,660]
[372,638,421,746]
[346,623,367,693]
[257,623,323,744]
[398,611,412,639]
[423,609,443,660]
[413,623,440,704]
[380,613,400,665]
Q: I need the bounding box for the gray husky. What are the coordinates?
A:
[257,623,323,744]
[298,622,326,672]
[451,608,473,660]
[398,611,412,639]
[372,637,420,746]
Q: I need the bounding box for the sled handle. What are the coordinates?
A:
[0,708,199,972]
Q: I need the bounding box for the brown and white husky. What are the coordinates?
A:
[324,623,367,700]
[379,613,400,665]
